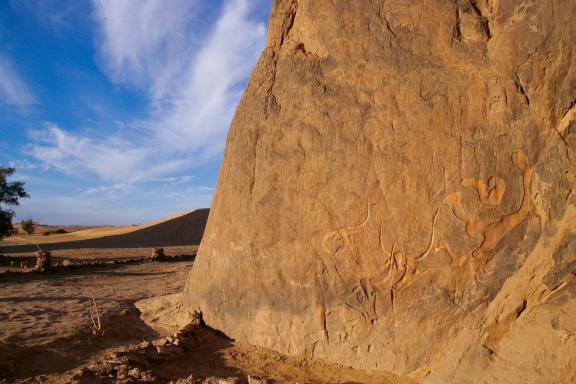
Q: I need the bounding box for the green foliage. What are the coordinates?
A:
[21,217,36,235]
[0,167,29,240]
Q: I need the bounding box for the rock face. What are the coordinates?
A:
[184,0,576,382]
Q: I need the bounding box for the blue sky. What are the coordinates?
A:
[0,0,271,225]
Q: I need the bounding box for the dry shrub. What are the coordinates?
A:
[88,290,104,336]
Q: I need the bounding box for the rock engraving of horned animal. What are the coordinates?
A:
[316,203,386,339]
[316,202,374,284]
[318,202,449,329]
[368,212,439,325]
[321,202,372,256]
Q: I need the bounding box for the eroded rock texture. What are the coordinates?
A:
[184,0,576,382]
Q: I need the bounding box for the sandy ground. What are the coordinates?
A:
[0,261,191,380]
[0,246,198,271]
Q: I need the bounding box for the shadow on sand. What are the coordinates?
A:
[0,303,161,381]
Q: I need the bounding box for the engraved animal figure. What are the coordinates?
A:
[320,202,374,274]
[445,151,533,262]
[472,152,533,260]
[321,202,372,256]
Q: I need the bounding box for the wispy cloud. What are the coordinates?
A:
[93,0,196,98]
[27,0,266,184]
[0,56,35,106]
[81,182,136,197]
[79,175,196,197]
[27,123,185,182]
[148,175,195,185]
[155,0,266,157]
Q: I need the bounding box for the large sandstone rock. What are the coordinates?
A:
[184,0,576,382]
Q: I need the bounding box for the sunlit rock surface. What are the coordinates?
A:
[185,1,576,382]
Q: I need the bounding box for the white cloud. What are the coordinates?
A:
[27,123,186,182]
[81,182,136,196]
[0,56,36,106]
[148,175,195,184]
[28,0,267,183]
[156,0,266,157]
[92,0,196,98]
[79,175,195,197]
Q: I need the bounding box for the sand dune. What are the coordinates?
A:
[0,209,209,254]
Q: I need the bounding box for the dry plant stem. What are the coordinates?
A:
[89,290,102,335]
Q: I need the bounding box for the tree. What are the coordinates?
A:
[21,217,36,235]
[0,167,29,240]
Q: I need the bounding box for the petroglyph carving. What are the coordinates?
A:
[347,278,378,325]
[435,239,466,266]
[414,210,440,261]
[445,152,533,261]
[323,231,346,254]
[316,152,533,336]
[446,191,485,238]
[321,203,371,256]
[472,152,533,260]
[462,176,506,206]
